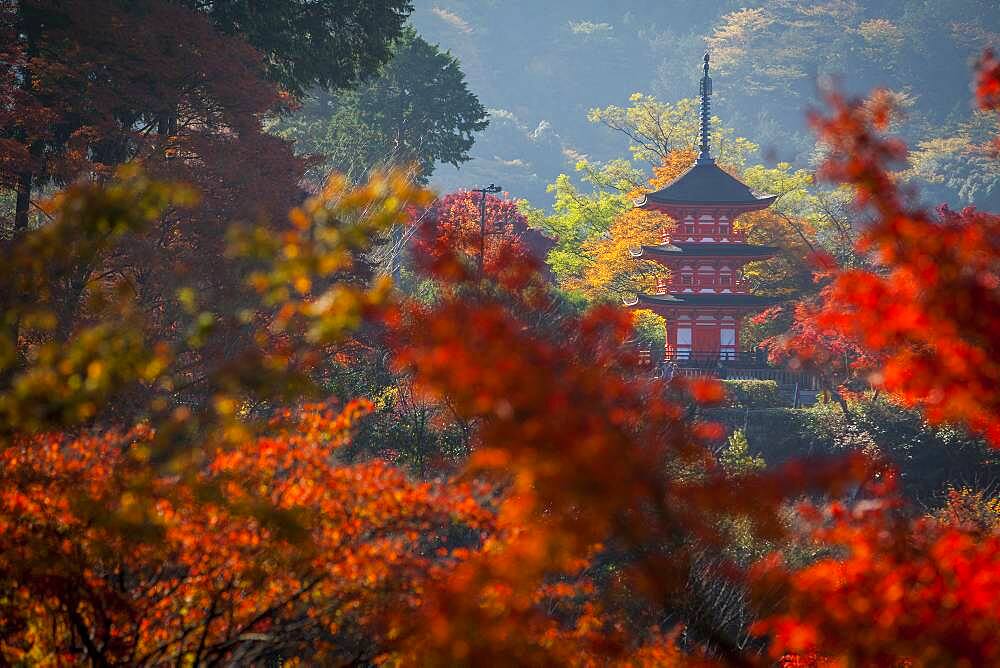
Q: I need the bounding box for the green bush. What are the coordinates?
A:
[632,309,666,351]
[706,398,1000,504]
[703,408,813,463]
[720,429,766,475]
[720,379,782,408]
[797,398,1000,503]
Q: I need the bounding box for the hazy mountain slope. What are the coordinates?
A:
[411,0,999,209]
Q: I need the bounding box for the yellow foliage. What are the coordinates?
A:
[571,207,669,301]
[647,148,698,192]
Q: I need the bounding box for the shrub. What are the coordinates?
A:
[721,379,782,408]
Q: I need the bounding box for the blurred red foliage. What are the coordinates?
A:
[754,479,1000,666]
[776,54,1000,445]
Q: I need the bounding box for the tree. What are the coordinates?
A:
[412,189,551,285]
[1,1,303,231]
[707,3,861,97]
[0,402,488,665]
[1,0,414,230]
[753,481,1000,666]
[522,151,690,304]
[188,0,413,97]
[564,152,696,302]
[7,10,1000,664]
[738,163,859,296]
[530,95,808,306]
[0,167,477,664]
[522,170,632,294]
[904,110,1000,209]
[779,55,1000,446]
[589,94,758,168]
[531,93,782,306]
[271,27,488,185]
[0,1,311,416]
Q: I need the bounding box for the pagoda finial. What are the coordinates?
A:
[697,52,714,165]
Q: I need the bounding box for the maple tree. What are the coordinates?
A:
[753,477,1000,667]
[0,166,480,664]
[413,189,554,285]
[1,1,417,401]
[0,402,489,665]
[383,55,1000,666]
[775,53,1000,446]
[756,290,883,407]
[742,57,1000,663]
[0,1,333,420]
[1,1,297,227]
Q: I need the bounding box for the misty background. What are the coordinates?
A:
[406,0,1000,210]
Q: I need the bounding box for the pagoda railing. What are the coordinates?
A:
[671,366,818,390]
[637,346,818,390]
[663,280,753,294]
[666,350,765,366]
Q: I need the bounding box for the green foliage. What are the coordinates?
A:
[798,399,1000,502]
[192,0,414,96]
[706,398,1000,504]
[720,380,782,409]
[521,170,630,294]
[740,163,855,256]
[271,27,487,183]
[322,349,473,475]
[1,169,197,433]
[589,94,758,167]
[632,309,665,351]
[905,110,1000,208]
[529,96,769,303]
[720,429,766,476]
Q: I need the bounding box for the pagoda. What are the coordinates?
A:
[627,53,777,362]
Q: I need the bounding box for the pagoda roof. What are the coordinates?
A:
[636,161,776,208]
[633,292,778,308]
[636,242,778,258]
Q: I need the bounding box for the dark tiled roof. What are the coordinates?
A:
[637,293,778,307]
[640,242,778,258]
[639,161,775,207]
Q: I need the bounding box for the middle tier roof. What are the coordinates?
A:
[632,242,779,258]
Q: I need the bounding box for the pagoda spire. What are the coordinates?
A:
[697,52,714,165]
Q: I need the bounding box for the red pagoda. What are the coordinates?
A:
[627,53,777,362]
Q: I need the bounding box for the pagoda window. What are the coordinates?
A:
[680,266,694,286]
[684,224,695,235]
[720,328,736,360]
[676,327,692,359]
[697,266,716,288]
[719,221,730,236]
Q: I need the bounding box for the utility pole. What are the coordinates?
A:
[471,183,501,281]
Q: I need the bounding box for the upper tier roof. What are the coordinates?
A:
[637,161,777,208]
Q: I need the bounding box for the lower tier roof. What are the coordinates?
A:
[632,292,778,308]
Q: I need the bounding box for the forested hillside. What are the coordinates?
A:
[411,0,1000,209]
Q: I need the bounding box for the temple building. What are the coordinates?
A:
[627,53,778,362]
